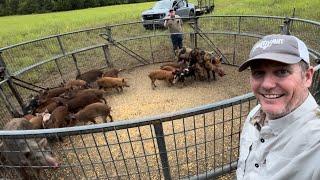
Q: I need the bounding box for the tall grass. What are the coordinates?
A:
[0,0,319,48]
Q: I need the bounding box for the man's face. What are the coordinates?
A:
[169,10,175,17]
[250,60,314,119]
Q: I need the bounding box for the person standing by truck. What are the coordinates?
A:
[164,8,183,53]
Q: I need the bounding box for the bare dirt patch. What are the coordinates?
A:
[106,63,252,121]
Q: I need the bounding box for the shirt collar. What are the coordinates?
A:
[267,93,318,135]
[250,93,318,134]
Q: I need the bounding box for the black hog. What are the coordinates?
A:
[76,69,103,84]
[102,68,123,78]
[0,118,59,179]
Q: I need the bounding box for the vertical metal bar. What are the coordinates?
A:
[203,113,208,179]
[114,127,130,177]
[232,34,237,65]
[194,17,199,48]
[182,118,191,177]
[53,58,65,82]
[222,108,225,171]
[193,115,199,176]
[171,120,181,179]
[56,35,66,55]
[137,126,152,179]
[149,37,155,64]
[229,104,234,168]
[151,123,165,179]
[105,26,113,43]
[102,130,119,177]
[79,134,99,178]
[190,33,195,49]
[126,128,141,179]
[102,45,113,67]
[238,16,242,34]
[213,111,216,170]
[57,134,78,179]
[237,101,243,162]
[0,86,18,117]
[0,52,24,114]
[153,122,171,180]
[67,135,87,179]
[91,133,109,179]
[71,53,81,76]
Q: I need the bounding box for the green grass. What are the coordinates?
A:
[0,0,319,48]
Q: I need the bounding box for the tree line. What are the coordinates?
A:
[0,0,154,16]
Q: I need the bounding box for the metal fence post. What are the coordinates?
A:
[57,35,66,55]
[0,51,24,116]
[238,16,242,33]
[102,45,113,67]
[194,17,199,48]
[55,35,67,82]
[153,122,171,180]
[72,53,81,76]
[105,26,114,43]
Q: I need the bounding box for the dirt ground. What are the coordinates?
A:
[104,63,252,121]
[43,63,253,179]
[4,63,253,179]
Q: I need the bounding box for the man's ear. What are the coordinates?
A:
[305,66,314,88]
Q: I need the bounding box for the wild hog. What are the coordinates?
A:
[73,102,113,125]
[172,66,197,85]
[34,97,65,114]
[29,115,44,129]
[102,68,123,78]
[43,106,69,129]
[160,65,178,72]
[39,87,67,103]
[175,47,192,62]
[160,62,181,69]
[97,77,130,92]
[204,61,226,80]
[0,118,59,179]
[64,93,104,113]
[76,69,103,84]
[76,89,107,104]
[148,69,177,89]
[189,48,202,66]
[212,64,226,78]
[65,79,88,90]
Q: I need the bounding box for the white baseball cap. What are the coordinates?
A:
[239,34,310,72]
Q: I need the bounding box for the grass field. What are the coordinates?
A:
[0,0,319,48]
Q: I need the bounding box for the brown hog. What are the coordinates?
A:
[160,65,178,72]
[39,87,67,103]
[97,77,130,92]
[73,102,113,125]
[65,79,88,90]
[148,69,177,89]
[43,106,70,129]
[64,93,104,113]
[29,115,44,129]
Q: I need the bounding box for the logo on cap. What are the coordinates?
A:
[252,38,284,51]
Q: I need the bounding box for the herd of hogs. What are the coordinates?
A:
[0,47,226,179]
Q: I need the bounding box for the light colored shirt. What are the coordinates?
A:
[164,15,183,33]
[236,93,320,180]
